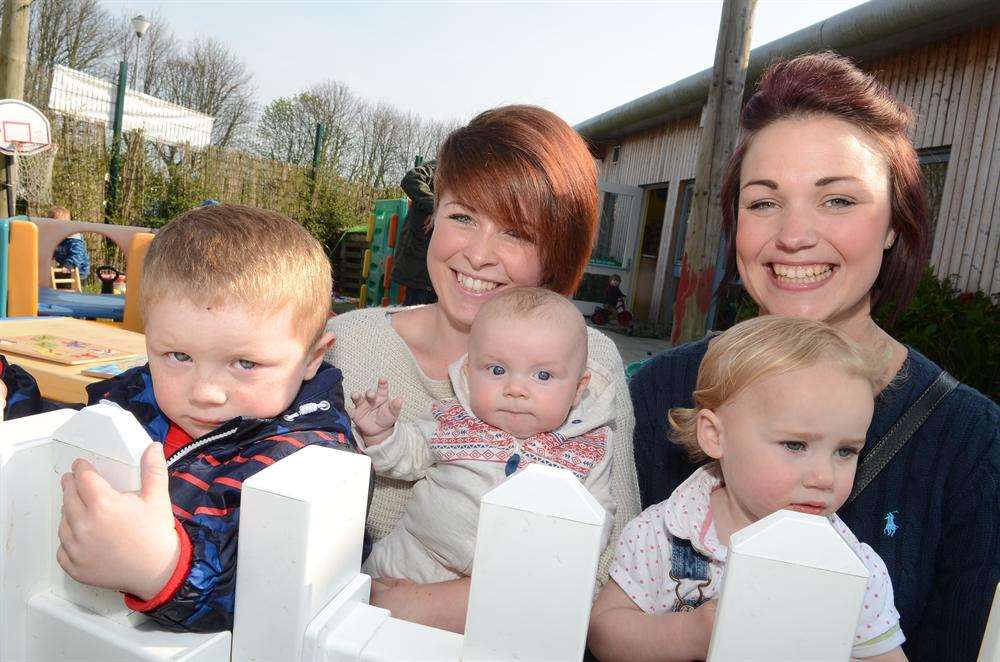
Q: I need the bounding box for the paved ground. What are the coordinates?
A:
[589,324,672,368]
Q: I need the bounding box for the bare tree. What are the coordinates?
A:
[106,10,177,96]
[22,0,115,106]
[255,79,357,171]
[157,36,255,148]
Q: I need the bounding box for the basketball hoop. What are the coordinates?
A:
[10,140,58,213]
[0,99,56,215]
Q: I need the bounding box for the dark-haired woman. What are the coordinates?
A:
[329,105,641,632]
[631,53,998,660]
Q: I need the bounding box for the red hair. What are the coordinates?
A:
[434,105,598,296]
[720,52,929,322]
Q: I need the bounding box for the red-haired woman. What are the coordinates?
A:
[329,105,641,632]
[629,53,998,660]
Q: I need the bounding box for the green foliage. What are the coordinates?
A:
[877,268,998,400]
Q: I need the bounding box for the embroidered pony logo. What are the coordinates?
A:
[883,511,899,537]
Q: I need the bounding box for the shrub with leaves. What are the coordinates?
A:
[878,268,998,400]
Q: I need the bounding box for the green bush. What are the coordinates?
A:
[878,268,998,400]
[713,269,998,400]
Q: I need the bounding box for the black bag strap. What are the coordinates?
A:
[846,370,959,505]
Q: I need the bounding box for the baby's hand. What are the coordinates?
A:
[0,380,7,421]
[349,378,403,446]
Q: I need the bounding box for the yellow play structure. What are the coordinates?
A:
[3,216,153,333]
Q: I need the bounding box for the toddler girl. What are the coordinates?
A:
[589,316,906,661]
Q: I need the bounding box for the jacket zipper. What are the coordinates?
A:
[166,427,240,468]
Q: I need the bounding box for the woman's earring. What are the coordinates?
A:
[884,230,897,250]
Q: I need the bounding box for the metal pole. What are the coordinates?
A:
[3,154,15,217]
[106,60,128,223]
[312,122,326,173]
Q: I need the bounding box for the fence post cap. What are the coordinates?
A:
[480,464,606,526]
[729,510,869,576]
[53,403,151,464]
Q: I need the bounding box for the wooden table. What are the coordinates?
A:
[0,317,145,404]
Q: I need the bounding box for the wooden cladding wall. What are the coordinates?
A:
[598,21,1000,293]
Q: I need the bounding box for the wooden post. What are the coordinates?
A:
[0,0,30,217]
[670,0,757,345]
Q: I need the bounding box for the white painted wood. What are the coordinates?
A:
[0,407,226,662]
[462,464,606,661]
[232,445,372,662]
[27,592,229,661]
[707,510,869,662]
[0,409,75,662]
[50,404,152,626]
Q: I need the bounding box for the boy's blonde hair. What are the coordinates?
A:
[141,204,331,344]
[49,205,71,220]
[473,287,588,364]
[668,315,884,462]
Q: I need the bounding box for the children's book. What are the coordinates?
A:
[80,356,147,378]
[0,334,141,366]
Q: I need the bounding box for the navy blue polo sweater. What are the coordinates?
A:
[630,338,999,662]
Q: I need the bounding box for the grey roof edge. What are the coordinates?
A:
[575,0,1000,142]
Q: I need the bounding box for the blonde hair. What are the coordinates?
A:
[49,205,71,220]
[473,287,588,363]
[140,204,331,344]
[668,316,885,461]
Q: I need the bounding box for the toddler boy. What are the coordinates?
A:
[3,204,358,632]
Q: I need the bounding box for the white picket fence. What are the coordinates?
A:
[1,405,996,661]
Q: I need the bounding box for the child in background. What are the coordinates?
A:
[6,204,359,632]
[50,205,90,281]
[588,316,906,662]
[603,274,626,314]
[350,287,615,629]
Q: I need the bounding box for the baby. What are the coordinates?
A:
[589,316,906,661]
[351,287,616,590]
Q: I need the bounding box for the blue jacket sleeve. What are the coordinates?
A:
[1,354,46,420]
[143,428,360,632]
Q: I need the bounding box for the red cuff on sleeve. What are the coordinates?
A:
[123,518,192,612]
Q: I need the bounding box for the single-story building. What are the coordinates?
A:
[574,0,1000,326]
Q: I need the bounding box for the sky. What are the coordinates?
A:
[98,1,869,126]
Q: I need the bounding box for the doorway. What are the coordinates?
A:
[630,185,669,320]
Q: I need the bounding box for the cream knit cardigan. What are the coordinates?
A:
[326,306,641,584]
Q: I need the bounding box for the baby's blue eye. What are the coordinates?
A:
[235,359,257,370]
[836,447,859,458]
[490,365,506,376]
[535,371,551,381]
[169,351,191,363]
[781,440,806,452]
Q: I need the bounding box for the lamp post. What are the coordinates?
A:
[130,14,150,92]
[106,14,151,221]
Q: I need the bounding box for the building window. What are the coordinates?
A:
[592,191,618,265]
[612,145,621,163]
[918,146,950,239]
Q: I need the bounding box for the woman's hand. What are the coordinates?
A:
[349,378,403,446]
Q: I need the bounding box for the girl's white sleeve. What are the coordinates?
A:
[608,503,676,615]
[850,542,906,657]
